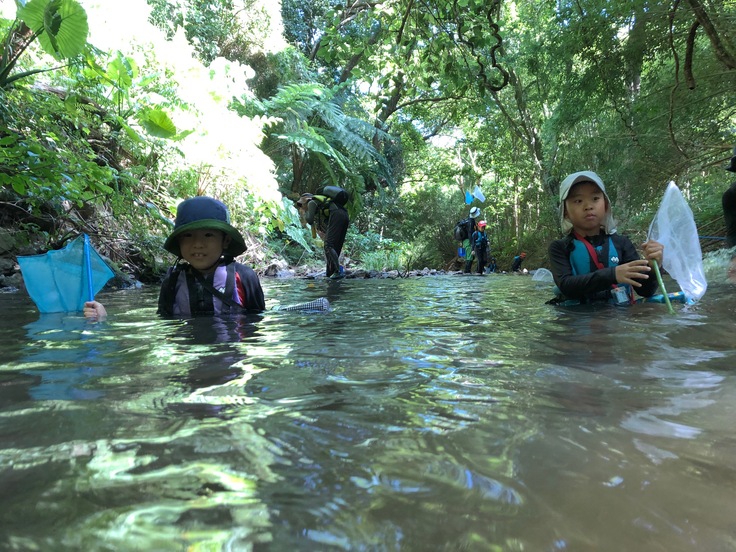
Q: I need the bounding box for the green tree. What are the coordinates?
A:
[1,0,89,88]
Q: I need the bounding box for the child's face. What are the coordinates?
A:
[564,182,609,235]
[178,228,231,272]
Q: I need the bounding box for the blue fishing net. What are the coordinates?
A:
[17,235,115,313]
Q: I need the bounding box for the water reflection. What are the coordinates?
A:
[0,274,734,551]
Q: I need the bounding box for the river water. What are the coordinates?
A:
[0,265,735,551]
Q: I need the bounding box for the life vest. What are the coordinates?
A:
[472,230,488,249]
[166,262,247,316]
[569,236,619,275]
[567,236,633,304]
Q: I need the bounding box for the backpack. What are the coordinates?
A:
[317,185,349,207]
[453,218,472,241]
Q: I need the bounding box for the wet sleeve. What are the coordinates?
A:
[548,237,617,299]
[236,264,266,312]
[615,235,658,298]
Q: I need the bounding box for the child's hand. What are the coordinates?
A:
[615,260,651,287]
[83,301,107,320]
[641,240,664,265]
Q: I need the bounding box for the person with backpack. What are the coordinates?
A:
[471,220,490,274]
[296,186,350,279]
[454,206,481,273]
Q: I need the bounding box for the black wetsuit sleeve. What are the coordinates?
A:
[235,264,265,312]
[613,234,658,298]
[548,236,618,299]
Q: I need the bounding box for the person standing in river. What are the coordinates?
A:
[548,170,664,305]
[722,147,736,283]
[84,196,265,319]
[470,220,490,274]
[296,186,350,280]
[459,206,481,273]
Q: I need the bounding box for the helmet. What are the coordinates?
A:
[478,220,487,229]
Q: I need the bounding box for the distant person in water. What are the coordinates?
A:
[547,171,664,305]
[296,186,350,279]
[486,256,498,273]
[511,252,527,272]
[84,196,265,319]
[471,220,490,274]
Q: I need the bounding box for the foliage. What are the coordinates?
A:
[236,81,393,198]
[3,0,736,281]
[0,86,115,208]
[1,0,88,88]
[146,0,279,65]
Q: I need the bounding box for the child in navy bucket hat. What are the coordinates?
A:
[547,171,664,305]
[84,196,264,319]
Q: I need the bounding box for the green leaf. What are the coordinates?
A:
[11,178,27,195]
[138,109,177,139]
[107,57,134,90]
[0,135,19,146]
[19,0,89,60]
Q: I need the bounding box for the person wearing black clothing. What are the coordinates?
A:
[84,196,265,319]
[548,171,663,305]
[723,148,736,248]
[470,220,489,274]
[297,189,350,279]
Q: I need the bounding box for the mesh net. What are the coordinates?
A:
[648,182,707,302]
[18,235,115,313]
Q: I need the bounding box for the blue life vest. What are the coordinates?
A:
[472,230,488,249]
[569,236,620,275]
[560,237,632,305]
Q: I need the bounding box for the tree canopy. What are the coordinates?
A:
[1,0,734,276]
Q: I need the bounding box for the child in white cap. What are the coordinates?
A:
[548,171,664,305]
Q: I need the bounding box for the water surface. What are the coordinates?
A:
[0,272,735,551]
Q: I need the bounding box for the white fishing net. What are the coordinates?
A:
[647,182,707,302]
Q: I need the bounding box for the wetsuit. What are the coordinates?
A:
[306,197,349,277]
[723,181,736,248]
[548,231,658,303]
[158,260,265,316]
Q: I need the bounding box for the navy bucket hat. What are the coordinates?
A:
[163,196,247,258]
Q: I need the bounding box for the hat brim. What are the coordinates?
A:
[164,220,247,258]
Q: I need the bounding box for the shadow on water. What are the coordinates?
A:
[0,267,735,551]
